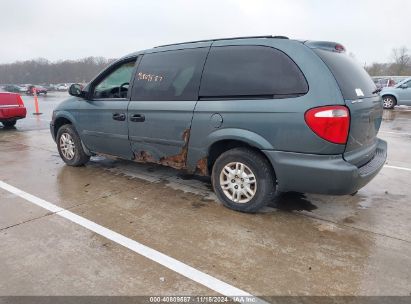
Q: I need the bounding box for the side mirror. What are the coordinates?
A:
[68,84,84,97]
[400,84,408,89]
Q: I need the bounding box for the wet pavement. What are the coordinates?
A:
[0,102,411,297]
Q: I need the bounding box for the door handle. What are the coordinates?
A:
[130,114,145,122]
[112,113,126,121]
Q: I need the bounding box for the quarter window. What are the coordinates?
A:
[132,48,209,101]
[314,49,377,100]
[199,45,308,98]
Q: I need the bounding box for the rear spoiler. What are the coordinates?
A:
[303,41,346,53]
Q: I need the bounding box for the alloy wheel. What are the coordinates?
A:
[383,97,394,108]
[59,133,76,160]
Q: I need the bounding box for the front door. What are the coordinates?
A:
[397,79,411,105]
[77,58,137,159]
[128,47,209,169]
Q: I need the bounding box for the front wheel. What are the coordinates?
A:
[211,147,276,213]
[57,124,90,166]
[382,96,396,109]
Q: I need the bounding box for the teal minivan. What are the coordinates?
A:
[50,36,387,212]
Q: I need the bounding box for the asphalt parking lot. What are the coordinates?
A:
[0,93,411,299]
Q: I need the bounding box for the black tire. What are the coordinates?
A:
[2,120,16,128]
[211,147,276,213]
[382,95,396,109]
[56,124,90,166]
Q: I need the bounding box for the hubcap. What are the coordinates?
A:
[383,97,394,108]
[219,162,257,204]
[59,133,76,160]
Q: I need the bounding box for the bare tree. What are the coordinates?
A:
[0,57,116,84]
[391,47,410,75]
[365,63,389,76]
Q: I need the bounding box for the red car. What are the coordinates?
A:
[27,85,47,95]
[0,93,27,128]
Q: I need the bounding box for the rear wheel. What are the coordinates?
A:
[57,124,90,166]
[2,120,16,128]
[382,96,396,109]
[211,147,276,213]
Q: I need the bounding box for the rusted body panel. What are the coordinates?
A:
[127,97,198,171]
[133,129,191,170]
[135,151,156,164]
[195,157,208,176]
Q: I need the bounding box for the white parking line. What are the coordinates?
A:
[0,180,265,303]
[384,165,411,172]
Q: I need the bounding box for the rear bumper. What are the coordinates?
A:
[263,138,387,195]
[0,107,27,122]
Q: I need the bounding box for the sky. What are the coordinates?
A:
[0,0,410,65]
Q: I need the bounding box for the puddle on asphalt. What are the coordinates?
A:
[80,155,409,221]
[382,107,411,121]
[269,192,318,212]
[0,142,30,152]
[354,191,407,210]
[83,156,325,214]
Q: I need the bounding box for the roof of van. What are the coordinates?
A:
[123,36,345,59]
[154,35,289,48]
[122,35,291,58]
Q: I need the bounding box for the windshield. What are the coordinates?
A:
[395,78,411,87]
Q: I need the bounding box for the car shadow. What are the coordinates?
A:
[268,192,318,212]
[175,173,318,212]
[0,126,17,131]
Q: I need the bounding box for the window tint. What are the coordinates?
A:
[132,48,208,101]
[314,49,377,100]
[93,60,136,99]
[199,45,308,98]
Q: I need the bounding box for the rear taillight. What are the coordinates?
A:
[305,106,350,144]
[16,95,25,107]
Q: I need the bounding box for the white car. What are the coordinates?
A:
[17,85,27,93]
[56,84,69,91]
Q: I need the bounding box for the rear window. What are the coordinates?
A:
[199,45,308,98]
[314,49,377,100]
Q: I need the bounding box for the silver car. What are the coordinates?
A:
[381,77,411,109]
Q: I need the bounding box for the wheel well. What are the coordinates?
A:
[54,117,72,138]
[207,140,273,174]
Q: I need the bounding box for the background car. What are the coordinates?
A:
[35,86,48,95]
[40,84,56,92]
[0,92,27,128]
[27,85,48,95]
[372,77,396,89]
[56,84,69,91]
[3,85,26,93]
[381,77,411,109]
